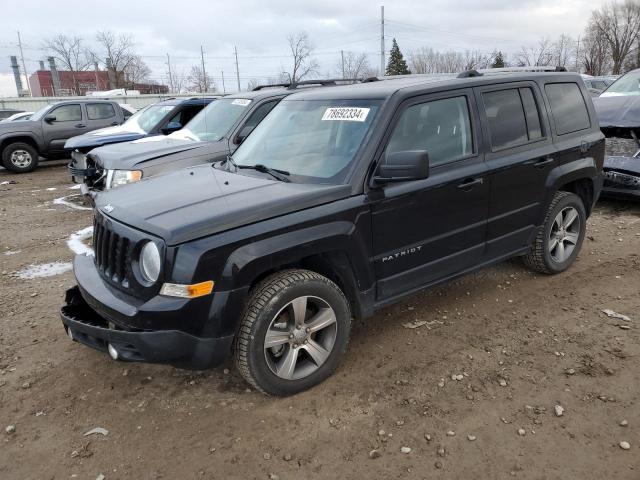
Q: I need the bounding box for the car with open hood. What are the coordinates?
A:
[70,80,346,192]
[61,71,603,395]
[66,97,217,182]
[593,69,640,200]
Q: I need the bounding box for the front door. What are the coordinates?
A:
[43,103,87,153]
[370,90,490,301]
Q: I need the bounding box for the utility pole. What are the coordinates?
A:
[17,31,31,96]
[221,70,226,94]
[166,53,173,93]
[234,46,241,91]
[341,50,345,79]
[575,35,580,72]
[380,6,385,76]
[200,45,207,92]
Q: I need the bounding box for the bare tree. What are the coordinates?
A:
[582,20,612,75]
[246,79,260,91]
[43,34,92,94]
[553,34,575,69]
[95,31,136,88]
[337,52,370,80]
[591,0,640,74]
[463,50,493,70]
[124,55,151,86]
[286,32,319,82]
[516,37,554,66]
[187,65,215,93]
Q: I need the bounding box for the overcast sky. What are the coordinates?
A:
[0,0,609,97]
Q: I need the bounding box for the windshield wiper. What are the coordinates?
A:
[238,164,291,182]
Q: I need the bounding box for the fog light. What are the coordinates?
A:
[67,328,74,341]
[107,343,119,360]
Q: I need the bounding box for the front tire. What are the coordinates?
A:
[234,269,351,396]
[2,142,39,173]
[523,191,586,274]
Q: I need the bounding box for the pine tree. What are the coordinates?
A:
[386,39,411,75]
[491,51,506,68]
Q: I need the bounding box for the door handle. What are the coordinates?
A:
[457,177,483,191]
[534,157,554,169]
[75,124,86,128]
[111,122,119,126]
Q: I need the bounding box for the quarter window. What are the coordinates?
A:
[545,83,590,135]
[50,104,81,122]
[87,103,116,120]
[386,96,473,167]
[482,88,542,151]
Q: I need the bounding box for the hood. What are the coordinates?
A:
[64,124,149,150]
[593,95,640,129]
[88,136,212,170]
[95,164,350,245]
[0,119,39,134]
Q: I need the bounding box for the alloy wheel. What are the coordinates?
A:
[10,149,32,168]
[263,295,338,380]
[548,206,580,263]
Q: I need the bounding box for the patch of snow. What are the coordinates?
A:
[3,250,21,256]
[53,194,91,211]
[67,226,94,256]
[45,187,57,191]
[68,184,82,190]
[17,262,73,279]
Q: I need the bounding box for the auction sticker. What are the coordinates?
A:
[232,99,252,106]
[322,107,370,122]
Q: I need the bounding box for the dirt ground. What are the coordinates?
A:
[0,162,639,480]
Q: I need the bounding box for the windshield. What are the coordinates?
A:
[123,104,176,133]
[170,98,251,142]
[601,70,640,97]
[30,104,55,121]
[231,99,381,184]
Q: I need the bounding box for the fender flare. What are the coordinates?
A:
[0,133,42,154]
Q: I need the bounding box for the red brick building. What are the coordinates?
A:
[29,70,168,97]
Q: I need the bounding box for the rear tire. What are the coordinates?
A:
[234,269,351,396]
[2,142,39,173]
[523,191,586,274]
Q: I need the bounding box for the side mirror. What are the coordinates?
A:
[373,150,430,184]
[234,125,255,145]
[161,121,182,135]
[44,115,56,123]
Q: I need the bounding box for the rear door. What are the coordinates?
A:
[475,82,555,259]
[43,103,86,153]
[370,89,490,301]
[85,102,120,131]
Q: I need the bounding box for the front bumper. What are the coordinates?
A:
[602,156,640,200]
[60,256,234,369]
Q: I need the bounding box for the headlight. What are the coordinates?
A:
[139,241,161,283]
[109,169,142,189]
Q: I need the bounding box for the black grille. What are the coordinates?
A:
[93,216,131,287]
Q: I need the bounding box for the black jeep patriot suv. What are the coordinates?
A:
[61,72,604,395]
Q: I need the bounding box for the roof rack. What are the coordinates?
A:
[457,66,568,78]
[251,78,361,91]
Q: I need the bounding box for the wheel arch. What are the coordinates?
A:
[544,157,598,219]
[0,135,40,155]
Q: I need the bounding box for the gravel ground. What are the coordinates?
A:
[1,162,639,480]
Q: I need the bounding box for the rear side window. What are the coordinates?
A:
[545,83,590,135]
[386,96,473,167]
[87,103,116,120]
[482,88,543,151]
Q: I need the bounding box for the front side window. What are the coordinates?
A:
[545,83,590,135]
[387,96,473,167]
[87,103,116,120]
[231,99,381,183]
[483,88,544,151]
[171,98,252,142]
[50,104,81,122]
